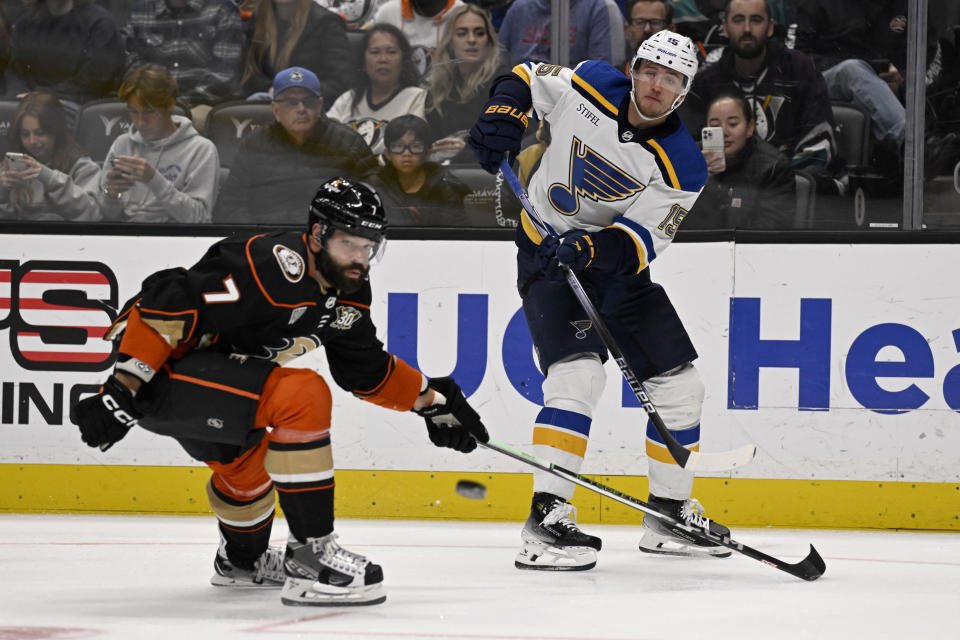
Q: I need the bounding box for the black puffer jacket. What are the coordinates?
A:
[214,118,373,224]
[688,38,837,170]
[365,162,470,226]
[683,137,796,230]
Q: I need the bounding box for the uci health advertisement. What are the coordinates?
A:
[1,235,958,484]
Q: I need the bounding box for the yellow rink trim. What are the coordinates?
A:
[1,464,958,530]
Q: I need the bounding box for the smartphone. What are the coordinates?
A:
[110,157,132,178]
[5,152,28,172]
[701,126,726,172]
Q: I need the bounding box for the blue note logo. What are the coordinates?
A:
[548,137,645,216]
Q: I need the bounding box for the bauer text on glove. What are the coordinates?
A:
[468,98,528,174]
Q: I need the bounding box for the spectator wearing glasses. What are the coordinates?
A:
[240,0,352,105]
[214,66,374,224]
[325,24,425,155]
[424,5,509,164]
[623,0,675,71]
[365,114,469,225]
[0,92,101,221]
[100,64,220,223]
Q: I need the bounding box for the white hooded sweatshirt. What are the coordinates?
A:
[99,115,220,223]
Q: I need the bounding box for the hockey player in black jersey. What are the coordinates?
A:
[469,30,732,570]
[71,177,488,606]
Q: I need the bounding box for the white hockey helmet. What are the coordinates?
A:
[630,30,699,115]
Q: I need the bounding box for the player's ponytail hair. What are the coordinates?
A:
[426,5,503,118]
[242,0,313,88]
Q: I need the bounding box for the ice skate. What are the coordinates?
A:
[639,495,732,558]
[280,533,385,606]
[515,492,602,571]
[211,543,286,587]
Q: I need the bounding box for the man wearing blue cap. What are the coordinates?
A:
[214,67,375,223]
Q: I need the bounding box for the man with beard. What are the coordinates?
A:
[687,0,839,175]
[70,177,488,606]
[469,31,732,571]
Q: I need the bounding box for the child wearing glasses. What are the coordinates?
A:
[366,115,470,226]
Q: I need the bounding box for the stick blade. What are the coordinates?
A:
[786,545,827,581]
[684,444,757,472]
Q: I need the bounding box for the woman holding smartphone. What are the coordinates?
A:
[0,92,101,221]
[683,89,796,230]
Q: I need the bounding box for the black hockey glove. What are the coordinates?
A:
[71,375,141,451]
[468,96,529,174]
[414,377,489,454]
[536,229,595,281]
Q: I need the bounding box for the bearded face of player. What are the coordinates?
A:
[313,230,375,294]
[631,60,686,120]
[723,0,774,61]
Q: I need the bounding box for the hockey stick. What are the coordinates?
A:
[480,437,825,582]
[499,160,755,472]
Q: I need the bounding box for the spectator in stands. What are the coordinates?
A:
[122,0,245,127]
[793,0,922,175]
[214,66,373,224]
[99,64,220,223]
[315,0,376,31]
[683,90,795,230]
[326,23,425,155]
[7,0,123,118]
[498,0,612,66]
[425,5,508,164]
[365,114,469,225]
[688,0,839,178]
[240,0,352,105]
[623,0,675,66]
[0,92,100,220]
[372,0,465,76]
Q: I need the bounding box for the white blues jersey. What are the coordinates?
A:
[513,60,707,272]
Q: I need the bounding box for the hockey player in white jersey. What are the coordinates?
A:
[469,30,732,570]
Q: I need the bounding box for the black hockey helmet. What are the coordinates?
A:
[309,177,388,259]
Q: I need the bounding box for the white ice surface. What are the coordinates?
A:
[0,514,956,639]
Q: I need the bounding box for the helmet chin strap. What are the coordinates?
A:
[630,87,685,122]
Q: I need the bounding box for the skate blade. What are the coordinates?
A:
[281,578,386,606]
[514,540,597,571]
[210,575,283,588]
[639,534,732,558]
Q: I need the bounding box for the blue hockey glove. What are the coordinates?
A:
[71,375,141,450]
[468,97,529,174]
[415,377,489,454]
[536,229,595,282]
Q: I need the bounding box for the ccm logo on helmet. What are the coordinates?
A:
[360,220,385,230]
[102,395,140,428]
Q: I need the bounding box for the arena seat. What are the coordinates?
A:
[203,101,275,169]
[831,102,872,169]
[448,165,516,227]
[792,169,816,229]
[73,99,188,164]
